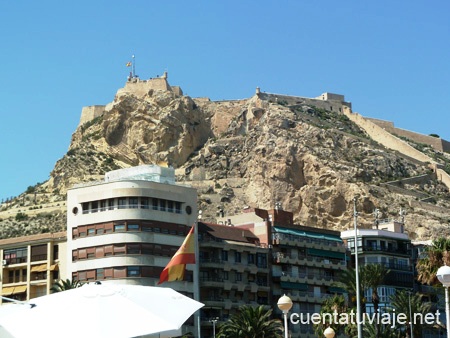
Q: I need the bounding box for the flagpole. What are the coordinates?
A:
[132,54,135,78]
[194,216,201,338]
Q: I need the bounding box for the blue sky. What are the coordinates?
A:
[1,1,449,200]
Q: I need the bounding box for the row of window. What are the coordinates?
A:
[3,245,59,264]
[72,266,193,282]
[78,197,185,215]
[199,251,268,268]
[199,270,268,285]
[3,268,59,284]
[72,243,179,261]
[72,220,190,239]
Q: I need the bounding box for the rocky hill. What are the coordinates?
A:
[1,76,449,240]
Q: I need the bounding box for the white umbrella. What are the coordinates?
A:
[0,282,203,338]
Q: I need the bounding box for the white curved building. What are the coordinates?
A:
[66,165,197,294]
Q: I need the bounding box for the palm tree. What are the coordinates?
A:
[217,305,283,338]
[362,264,389,315]
[363,322,400,338]
[416,238,450,285]
[314,294,349,337]
[51,278,83,293]
[389,290,432,338]
[361,264,389,338]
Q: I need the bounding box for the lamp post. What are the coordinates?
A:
[324,327,336,338]
[210,317,218,338]
[408,291,414,338]
[437,265,450,338]
[278,294,293,338]
[353,196,362,338]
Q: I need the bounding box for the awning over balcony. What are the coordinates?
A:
[30,264,58,272]
[31,264,47,272]
[1,287,15,296]
[307,248,345,260]
[273,227,342,242]
[280,281,308,290]
[2,285,27,296]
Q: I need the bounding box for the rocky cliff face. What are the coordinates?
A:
[1,81,449,240]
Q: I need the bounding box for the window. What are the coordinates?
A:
[159,199,166,211]
[248,254,255,264]
[31,244,47,262]
[127,266,140,277]
[127,224,139,231]
[4,247,27,264]
[221,250,228,262]
[53,245,59,260]
[113,245,126,255]
[96,268,104,280]
[87,228,95,236]
[140,197,149,209]
[118,197,127,209]
[256,253,267,268]
[82,202,89,214]
[91,201,98,213]
[222,271,229,280]
[235,272,242,282]
[114,223,125,232]
[100,200,107,211]
[129,197,138,209]
[235,252,241,263]
[152,198,159,210]
[108,199,115,210]
[127,244,140,254]
[175,202,181,214]
[167,200,174,213]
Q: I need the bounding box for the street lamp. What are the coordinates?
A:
[324,327,336,338]
[210,317,219,338]
[278,294,293,338]
[437,265,450,338]
[353,196,362,338]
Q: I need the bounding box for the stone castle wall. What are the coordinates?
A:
[79,105,105,127]
[79,74,183,127]
[258,92,352,113]
[342,108,434,164]
[368,118,450,153]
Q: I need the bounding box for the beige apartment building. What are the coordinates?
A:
[0,231,67,303]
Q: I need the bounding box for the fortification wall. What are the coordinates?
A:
[343,108,434,164]
[258,92,351,113]
[437,169,450,190]
[79,105,105,127]
[368,118,449,153]
[118,77,173,97]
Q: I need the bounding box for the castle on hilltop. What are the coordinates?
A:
[77,73,450,155]
[78,72,183,126]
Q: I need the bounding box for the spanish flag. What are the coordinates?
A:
[126,61,132,67]
[158,225,196,284]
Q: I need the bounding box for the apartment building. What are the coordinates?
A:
[197,221,270,337]
[0,231,66,303]
[341,219,414,314]
[218,207,348,338]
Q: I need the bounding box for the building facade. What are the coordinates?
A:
[218,207,348,338]
[66,165,198,335]
[341,220,414,314]
[197,221,270,337]
[0,231,66,303]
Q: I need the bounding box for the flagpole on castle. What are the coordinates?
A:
[132,54,135,78]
